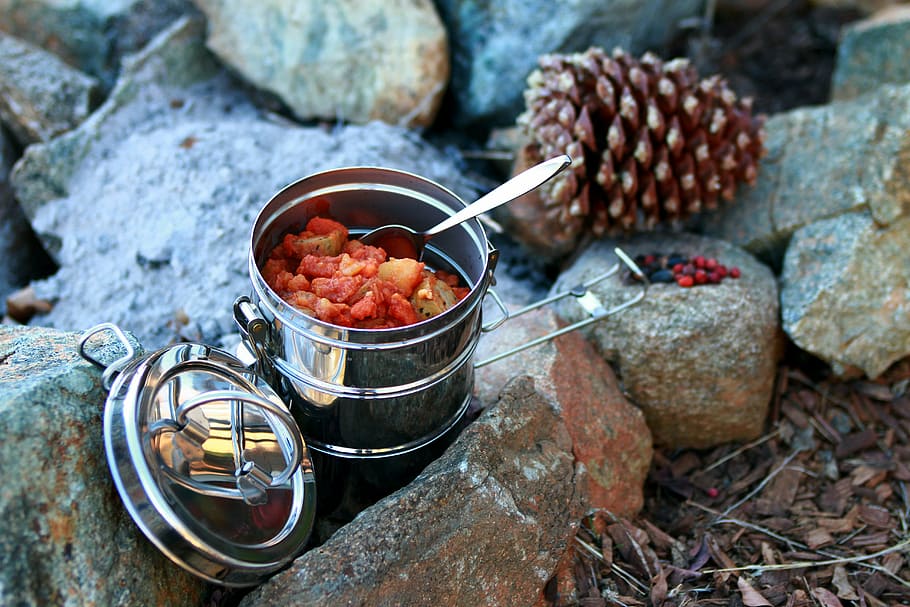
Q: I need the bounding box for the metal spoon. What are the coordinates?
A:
[359,154,572,260]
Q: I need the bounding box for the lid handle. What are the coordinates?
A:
[151,389,304,505]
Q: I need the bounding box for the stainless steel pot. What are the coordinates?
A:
[241,168,499,460]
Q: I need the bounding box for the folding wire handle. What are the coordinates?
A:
[474,247,648,368]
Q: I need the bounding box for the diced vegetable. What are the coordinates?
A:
[377,258,425,296]
[410,275,458,319]
[261,216,467,328]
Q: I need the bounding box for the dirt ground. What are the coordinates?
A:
[547,2,910,605]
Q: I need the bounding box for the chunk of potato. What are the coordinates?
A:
[283,230,346,258]
[377,258,425,296]
[410,275,458,319]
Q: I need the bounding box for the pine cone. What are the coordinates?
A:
[516,47,767,243]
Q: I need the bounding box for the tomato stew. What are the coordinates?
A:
[262,217,469,329]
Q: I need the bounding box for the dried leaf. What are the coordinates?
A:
[737,576,773,606]
[882,552,904,575]
[649,567,668,606]
[679,538,709,579]
[850,465,882,487]
[811,587,844,607]
[760,541,777,566]
[642,519,681,554]
[836,429,877,457]
[855,381,894,401]
[831,565,859,600]
[857,504,891,528]
[5,286,53,324]
[805,527,834,550]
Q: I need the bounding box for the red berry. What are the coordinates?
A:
[693,255,706,269]
[677,275,694,288]
[706,487,719,498]
[716,265,728,278]
[694,269,708,284]
[644,254,656,265]
[672,263,684,274]
[705,257,718,270]
[730,267,741,278]
[683,264,696,276]
[708,271,720,283]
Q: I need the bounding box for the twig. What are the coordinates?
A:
[699,537,910,586]
[787,370,862,424]
[609,562,650,596]
[713,449,802,521]
[690,501,910,587]
[702,429,780,473]
[687,500,806,551]
[574,536,649,595]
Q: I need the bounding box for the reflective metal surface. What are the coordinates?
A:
[245,167,496,453]
[81,328,317,587]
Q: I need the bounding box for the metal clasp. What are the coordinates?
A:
[474,247,648,368]
[234,296,277,385]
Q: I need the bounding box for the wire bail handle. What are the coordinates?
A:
[475,247,648,368]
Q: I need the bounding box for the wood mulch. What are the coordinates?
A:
[549,355,910,606]
[490,3,910,605]
[544,5,908,603]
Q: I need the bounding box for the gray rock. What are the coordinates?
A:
[809,0,905,13]
[0,129,54,315]
[832,6,910,101]
[701,83,910,263]
[434,0,702,128]
[0,31,99,145]
[475,304,652,515]
[0,324,206,606]
[551,233,783,449]
[0,0,195,90]
[781,211,910,378]
[11,18,482,349]
[242,376,582,607]
[193,0,449,128]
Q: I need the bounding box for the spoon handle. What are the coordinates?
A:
[424,154,572,237]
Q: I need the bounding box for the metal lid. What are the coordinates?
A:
[79,324,316,587]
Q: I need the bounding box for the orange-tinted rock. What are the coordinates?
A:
[475,305,652,516]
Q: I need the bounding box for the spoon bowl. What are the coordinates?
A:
[358,154,571,260]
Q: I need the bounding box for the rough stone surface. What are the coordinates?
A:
[781,211,910,378]
[434,0,702,128]
[193,0,449,128]
[551,234,783,449]
[0,0,195,90]
[831,5,910,101]
[242,376,582,607]
[0,324,206,607]
[11,17,481,349]
[475,305,651,516]
[701,83,910,263]
[0,130,54,316]
[809,0,906,13]
[0,31,99,145]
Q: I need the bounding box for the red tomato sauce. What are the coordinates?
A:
[262,217,469,329]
